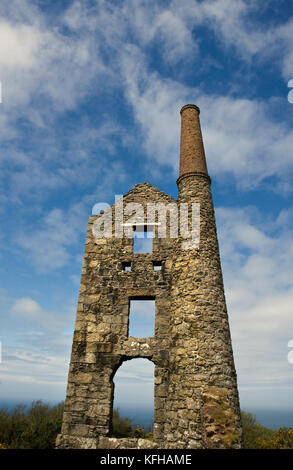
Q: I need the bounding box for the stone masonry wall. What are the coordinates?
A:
[56,179,243,449]
[57,184,176,449]
[169,173,243,448]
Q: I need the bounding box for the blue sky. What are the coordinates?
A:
[0,0,293,420]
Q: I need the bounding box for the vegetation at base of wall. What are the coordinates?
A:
[256,427,293,449]
[0,400,64,449]
[240,411,293,449]
[0,403,292,449]
[111,408,153,439]
[111,408,134,438]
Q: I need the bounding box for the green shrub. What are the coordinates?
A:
[111,408,134,438]
[241,411,276,449]
[4,403,286,449]
[133,428,145,438]
[0,400,64,449]
[257,427,293,449]
[111,409,154,440]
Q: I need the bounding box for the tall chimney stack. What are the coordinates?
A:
[57,104,244,450]
[179,104,208,178]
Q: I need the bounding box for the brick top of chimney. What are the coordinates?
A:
[178,103,209,180]
[180,103,200,115]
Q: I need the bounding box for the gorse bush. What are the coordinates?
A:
[133,428,145,438]
[0,400,64,449]
[256,427,293,449]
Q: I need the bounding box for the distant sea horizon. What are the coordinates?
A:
[117,407,293,431]
[244,408,293,430]
[1,399,293,431]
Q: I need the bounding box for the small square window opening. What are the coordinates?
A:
[153,262,162,271]
[122,262,131,272]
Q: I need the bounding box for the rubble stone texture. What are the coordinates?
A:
[56,104,243,449]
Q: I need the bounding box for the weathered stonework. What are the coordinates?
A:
[56,104,243,449]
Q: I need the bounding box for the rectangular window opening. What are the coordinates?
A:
[153,261,162,271]
[133,225,154,254]
[128,297,155,338]
[122,262,131,272]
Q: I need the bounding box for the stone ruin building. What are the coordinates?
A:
[56,104,243,449]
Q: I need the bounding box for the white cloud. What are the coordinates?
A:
[0,0,293,411]
[195,0,293,79]
[11,296,71,333]
[199,0,267,57]
[63,0,199,64]
[15,156,128,272]
[1,120,126,203]
[0,21,39,68]
[0,1,121,206]
[0,0,292,202]
[0,2,108,111]
[274,20,293,79]
[199,95,293,190]
[119,52,293,189]
[12,297,43,319]
[0,345,70,402]
[17,205,85,272]
[113,358,154,408]
[0,0,112,165]
[0,288,75,402]
[0,0,291,118]
[215,206,293,406]
[120,47,189,171]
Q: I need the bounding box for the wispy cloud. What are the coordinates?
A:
[11,296,72,333]
[0,0,292,411]
[119,53,293,190]
[216,206,293,406]
[0,0,292,202]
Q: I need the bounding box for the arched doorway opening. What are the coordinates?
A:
[111,358,154,437]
